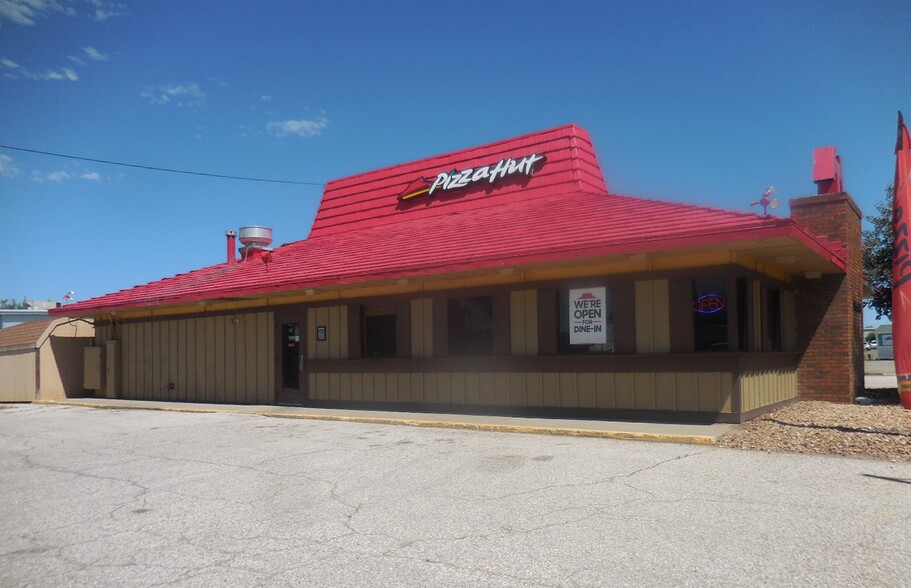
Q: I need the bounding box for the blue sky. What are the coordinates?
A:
[1,1,908,326]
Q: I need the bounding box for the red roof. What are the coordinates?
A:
[54,124,847,316]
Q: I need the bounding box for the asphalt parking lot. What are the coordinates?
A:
[1,404,910,587]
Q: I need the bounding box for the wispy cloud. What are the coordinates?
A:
[0,0,74,26]
[266,117,328,138]
[82,46,107,61]
[46,170,73,182]
[260,94,272,102]
[0,0,124,26]
[1,57,79,81]
[0,154,20,178]
[81,172,101,181]
[142,82,206,107]
[90,0,125,21]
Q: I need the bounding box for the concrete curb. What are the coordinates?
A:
[35,399,719,446]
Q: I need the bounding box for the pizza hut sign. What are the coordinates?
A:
[398,153,546,202]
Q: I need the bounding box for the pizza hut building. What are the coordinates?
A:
[54,125,863,422]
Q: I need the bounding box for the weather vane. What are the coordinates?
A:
[751,186,779,216]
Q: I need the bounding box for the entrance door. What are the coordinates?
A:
[276,314,306,404]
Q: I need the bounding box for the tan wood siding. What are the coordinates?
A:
[741,367,797,412]
[112,312,274,404]
[0,350,37,402]
[308,305,348,361]
[305,369,735,414]
[510,290,538,356]
[635,279,670,353]
[411,298,433,358]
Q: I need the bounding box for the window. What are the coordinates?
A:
[363,306,397,358]
[764,287,782,351]
[448,297,493,356]
[693,279,728,351]
[558,287,614,354]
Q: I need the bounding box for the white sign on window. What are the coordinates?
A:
[569,287,606,345]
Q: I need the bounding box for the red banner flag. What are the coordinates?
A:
[893,112,911,408]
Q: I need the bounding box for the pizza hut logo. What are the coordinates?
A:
[397,153,546,202]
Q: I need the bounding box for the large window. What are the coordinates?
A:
[448,297,493,356]
[363,306,397,358]
[558,287,614,354]
[693,279,728,351]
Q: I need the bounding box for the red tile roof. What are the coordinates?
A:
[53,124,847,316]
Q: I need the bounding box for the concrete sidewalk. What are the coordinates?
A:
[865,359,898,389]
[36,398,732,445]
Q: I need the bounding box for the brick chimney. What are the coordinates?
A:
[789,147,863,402]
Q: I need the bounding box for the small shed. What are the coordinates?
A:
[0,317,94,402]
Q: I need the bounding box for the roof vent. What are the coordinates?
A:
[238,226,273,261]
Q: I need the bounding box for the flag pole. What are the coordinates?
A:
[893,111,911,409]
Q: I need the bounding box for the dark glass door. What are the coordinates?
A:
[282,323,300,391]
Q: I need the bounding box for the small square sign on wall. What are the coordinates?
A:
[316,326,327,342]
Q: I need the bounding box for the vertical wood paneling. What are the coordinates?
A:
[494,372,510,405]
[577,373,595,408]
[350,372,363,401]
[192,319,204,402]
[510,291,527,355]
[151,322,161,400]
[559,373,577,407]
[307,308,316,360]
[315,373,329,400]
[542,373,559,406]
[329,373,340,400]
[635,280,670,353]
[176,320,187,402]
[720,373,733,413]
[384,373,397,402]
[526,372,543,406]
[436,373,450,404]
[256,312,271,404]
[232,314,245,403]
[204,317,215,402]
[371,372,383,402]
[396,373,412,402]
[451,372,466,404]
[696,372,720,412]
[509,289,539,356]
[509,372,526,405]
[411,299,425,358]
[463,372,479,405]
[634,373,656,410]
[127,323,137,399]
[213,317,225,403]
[595,372,614,408]
[479,373,495,405]
[339,372,351,401]
[423,372,437,403]
[410,373,422,403]
[674,373,697,411]
[167,320,178,401]
[657,371,677,409]
[614,373,635,408]
[223,318,236,404]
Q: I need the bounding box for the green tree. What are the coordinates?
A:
[863,185,894,320]
[0,297,28,309]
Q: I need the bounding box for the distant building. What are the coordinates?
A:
[0,309,49,330]
[875,324,893,360]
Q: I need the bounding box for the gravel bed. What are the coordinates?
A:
[718,400,911,461]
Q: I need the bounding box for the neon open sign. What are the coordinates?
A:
[693,294,726,314]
